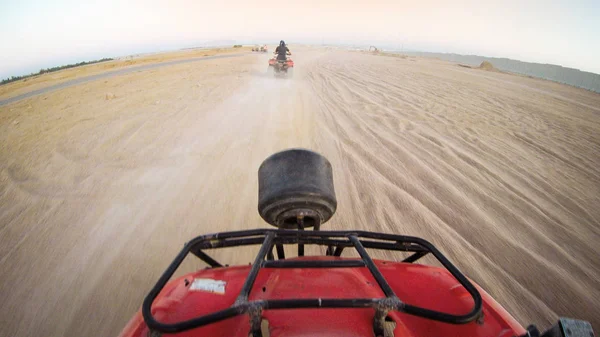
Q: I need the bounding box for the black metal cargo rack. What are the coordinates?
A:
[142,228,483,336]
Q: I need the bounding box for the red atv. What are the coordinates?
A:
[119,149,594,337]
[268,53,294,77]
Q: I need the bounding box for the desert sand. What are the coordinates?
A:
[0,47,250,101]
[0,47,599,337]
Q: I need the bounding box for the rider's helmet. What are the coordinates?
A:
[280,40,285,47]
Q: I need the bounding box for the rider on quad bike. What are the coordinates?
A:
[275,40,291,60]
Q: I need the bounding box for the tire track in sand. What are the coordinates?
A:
[305,51,600,328]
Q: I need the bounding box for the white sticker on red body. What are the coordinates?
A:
[189,278,226,294]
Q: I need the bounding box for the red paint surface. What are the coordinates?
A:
[119,257,526,337]
[268,58,294,67]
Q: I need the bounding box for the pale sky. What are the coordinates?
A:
[1,0,599,79]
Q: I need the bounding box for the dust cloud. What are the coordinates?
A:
[0,48,599,336]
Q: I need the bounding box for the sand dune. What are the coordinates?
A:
[0,48,599,337]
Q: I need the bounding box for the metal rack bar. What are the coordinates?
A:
[235,233,274,303]
[142,229,483,335]
[262,259,365,268]
[349,235,396,298]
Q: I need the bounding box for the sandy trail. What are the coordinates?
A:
[1,48,599,336]
[0,47,251,102]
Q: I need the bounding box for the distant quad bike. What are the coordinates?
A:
[268,55,294,77]
[119,149,595,337]
[253,45,268,52]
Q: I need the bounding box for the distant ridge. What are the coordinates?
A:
[401,51,600,93]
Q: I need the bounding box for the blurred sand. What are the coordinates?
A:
[0,48,599,336]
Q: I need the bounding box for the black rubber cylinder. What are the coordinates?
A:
[258,149,337,228]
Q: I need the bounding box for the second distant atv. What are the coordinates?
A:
[253,45,268,52]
